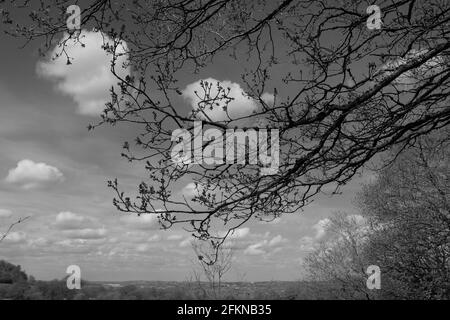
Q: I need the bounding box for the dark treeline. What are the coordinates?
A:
[0,261,298,300]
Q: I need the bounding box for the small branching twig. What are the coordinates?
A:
[0,216,31,243]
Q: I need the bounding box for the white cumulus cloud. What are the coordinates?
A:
[182,182,204,198]
[54,211,89,230]
[37,30,130,116]
[5,159,64,189]
[3,231,27,244]
[182,78,260,122]
[260,92,275,105]
[0,209,13,218]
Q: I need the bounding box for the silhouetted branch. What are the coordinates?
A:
[0,216,31,243]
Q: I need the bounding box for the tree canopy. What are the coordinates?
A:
[3,0,449,244]
[0,260,28,284]
[304,129,450,299]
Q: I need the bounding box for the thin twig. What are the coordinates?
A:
[0,216,31,243]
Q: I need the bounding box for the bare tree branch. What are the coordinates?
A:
[4,0,450,244]
[0,216,31,243]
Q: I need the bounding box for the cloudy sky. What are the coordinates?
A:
[0,28,374,282]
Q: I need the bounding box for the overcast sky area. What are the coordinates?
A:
[0,26,377,282]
